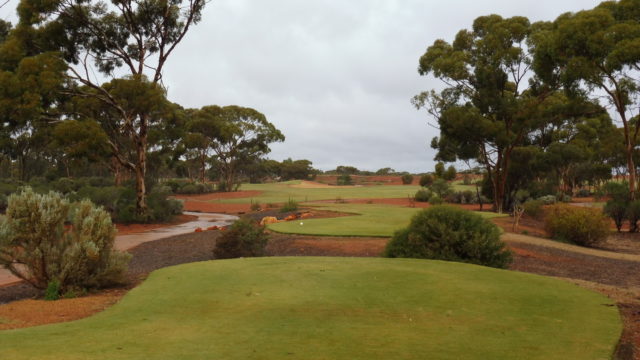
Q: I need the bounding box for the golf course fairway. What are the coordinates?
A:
[0,257,621,359]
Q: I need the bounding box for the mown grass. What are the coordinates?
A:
[226,181,421,204]
[0,257,620,360]
[268,203,507,237]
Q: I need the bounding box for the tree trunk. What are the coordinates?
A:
[135,135,148,216]
[627,143,636,200]
[201,151,206,183]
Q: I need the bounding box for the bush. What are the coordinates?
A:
[575,189,591,198]
[626,200,640,233]
[430,179,452,198]
[462,174,472,185]
[401,174,414,185]
[604,200,627,232]
[414,189,432,202]
[419,174,434,187]
[443,166,456,181]
[0,188,131,293]
[446,191,475,204]
[250,201,261,212]
[384,206,512,269]
[337,174,353,186]
[602,181,629,202]
[429,195,443,205]
[537,195,557,205]
[213,218,269,259]
[544,204,609,247]
[523,200,545,220]
[280,199,299,213]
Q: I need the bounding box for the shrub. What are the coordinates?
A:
[443,166,456,181]
[179,183,199,195]
[384,206,512,269]
[213,218,269,259]
[401,174,414,185]
[523,199,545,220]
[602,181,629,202]
[0,188,131,293]
[430,179,452,198]
[626,200,640,233]
[446,191,475,204]
[604,200,627,232]
[429,195,443,205]
[337,174,353,186]
[414,189,432,202]
[44,280,61,301]
[419,174,434,187]
[537,195,556,205]
[280,199,299,213]
[0,194,7,213]
[575,189,591,198]
[544,204,609,247]
[250,201,262,212]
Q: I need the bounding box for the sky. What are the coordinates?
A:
[1,0,602,172]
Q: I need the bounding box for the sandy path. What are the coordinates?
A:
[0,212,238,287]
[503,232,640,262]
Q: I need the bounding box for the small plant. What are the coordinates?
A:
[414,189,432,202]
[280,199,299,213]
[44,280,60,301]
[213,218,269,259]
[626,200,640,233]
[384,206,512,269]
[334,196,347,204]
[544,204,609,247]
[523,199,545,220]
[401,174,414,185]
[250,201,262,212]
[429,195,443,205]
[604,200,627,232]
[430,178,452,198]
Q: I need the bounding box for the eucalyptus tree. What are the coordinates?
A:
[414,15,558,212]
[11,0,206,214]
[184,105,285,192]
[534,0,640,198]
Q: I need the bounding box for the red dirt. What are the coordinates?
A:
[0,289,126,330]
[115,214,198,235]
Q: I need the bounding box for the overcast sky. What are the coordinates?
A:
[2,0,602,172]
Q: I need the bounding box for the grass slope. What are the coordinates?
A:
[225,181,422,204]
[0,258,620,360]
[268,203,507,237]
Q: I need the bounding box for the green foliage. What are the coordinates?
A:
[602,181,630,202]
[544,205,609,247]
[419,174,434,187]
[446,190,475,204]
[44,280,61,301]
[384,206,512,269]
[213,219,269,259]
[414,189,432,202]
[429,195,443,205]
[0,188,131,292]
[604,200,626,232]
[434,162,445,178]
[523,200,545,220]
[401,174,414,185]
[537,195,557,205]
[626,200,640,233]
[280,199,299,213]
[430,178,452,198]
[336,174,353,186]
[443,166,456,181]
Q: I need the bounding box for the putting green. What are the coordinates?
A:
[0,258,620,359]
[267,203,507,237]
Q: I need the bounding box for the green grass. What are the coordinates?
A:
[268,203,507,237]
[0,257,620,359]
[228,181,421,204]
